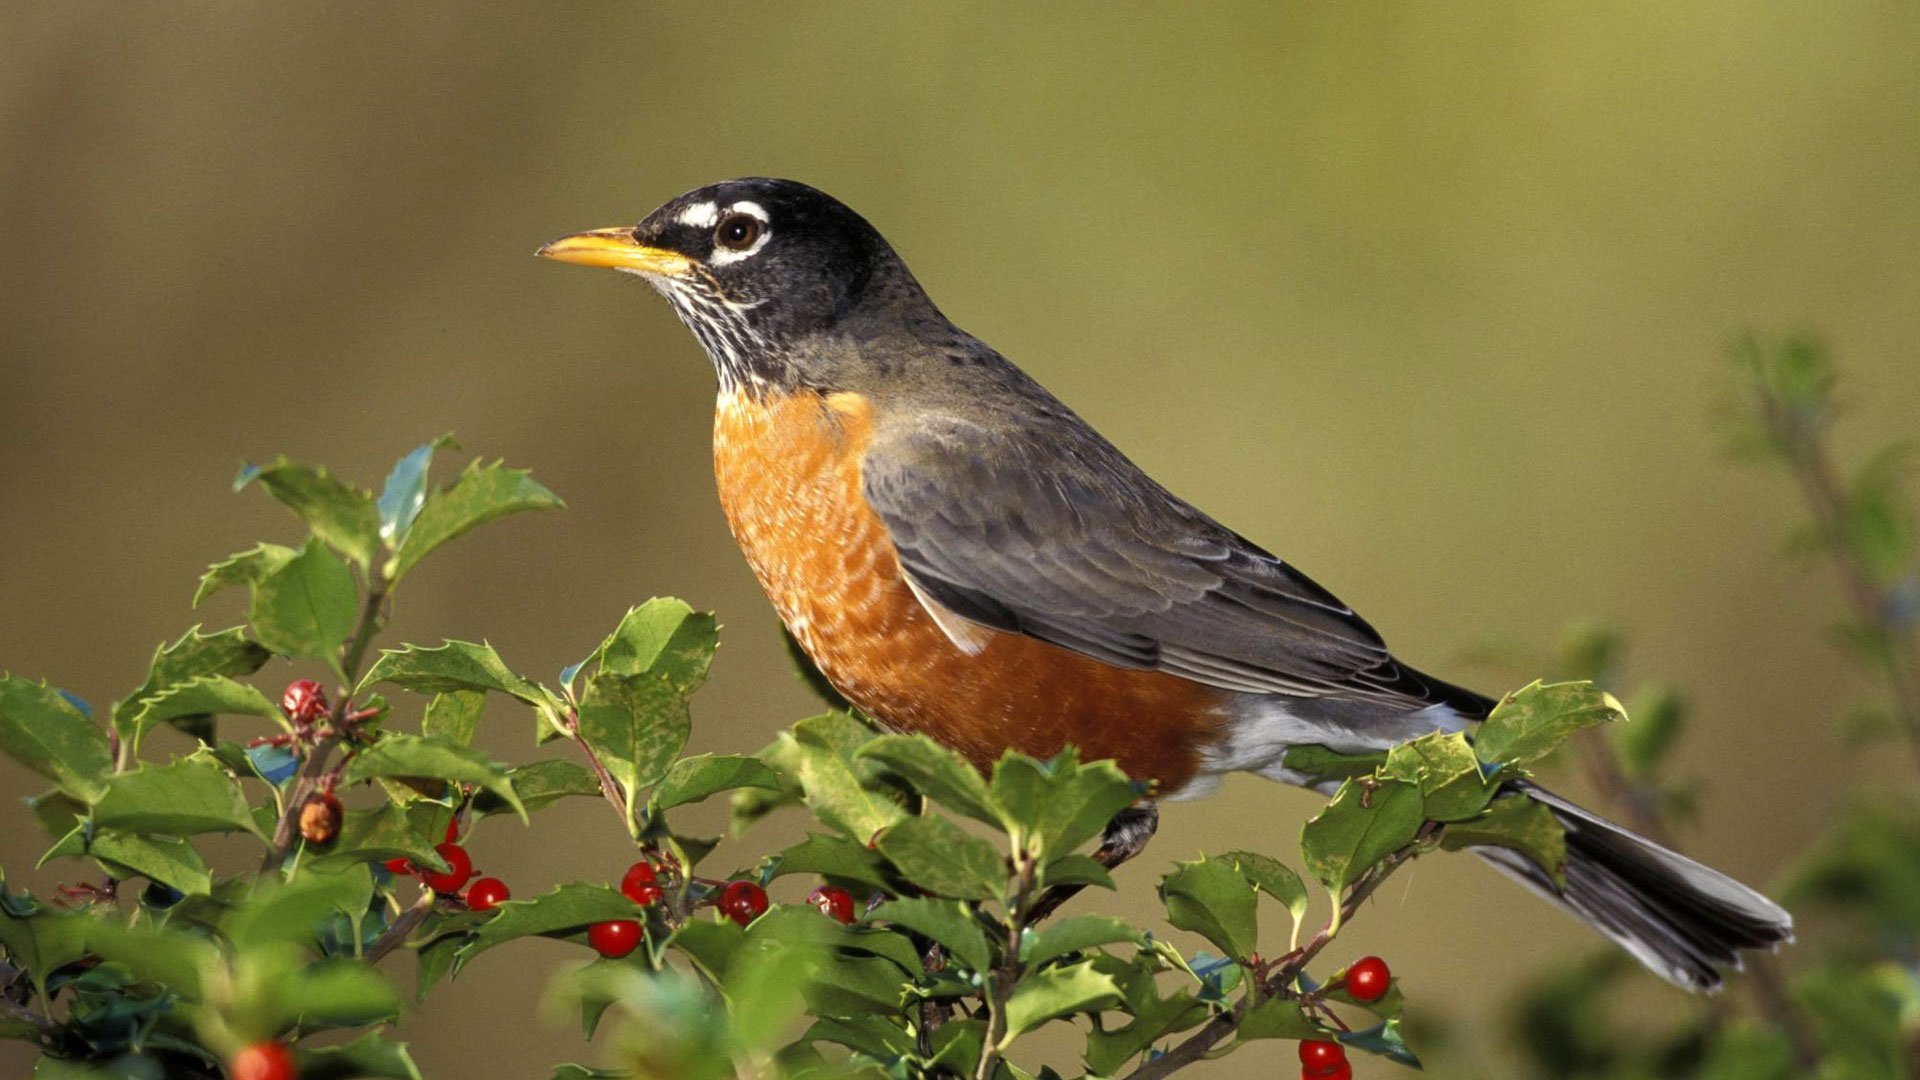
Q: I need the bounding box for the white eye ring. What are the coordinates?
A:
[714,213,761,252]
[709,201,771,266]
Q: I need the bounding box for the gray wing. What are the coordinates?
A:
[861,414,1477,710]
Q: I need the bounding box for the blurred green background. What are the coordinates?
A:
[3,4,1917,1077]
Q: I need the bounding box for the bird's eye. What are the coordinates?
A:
[714,213,763,252]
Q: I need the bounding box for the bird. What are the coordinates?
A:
[537,177,1792,992]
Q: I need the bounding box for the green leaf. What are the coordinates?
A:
[388,459,563,580]
[344,734,523,820]
[27,790,87,841]
[0,890,90,1001]
[122,675,279,758]
[767,832,898,891]
[791,711,883,761]
[112,626,272,734]
[0,675,113,801]
[669,918,744,981]
[799,954,908,1017]
[1300,777,1424,900]
[360,640,544,703]
[1020,916,1144,967]
[82,917,217,999]
[414,929,465,1002]
[1382,730,1496,822]
[578,672,689,827]
[92,752,260,837]
[377,435,458,550]
[86,831,213,895]
[803,1015,916,1059]
[221,868,377,953]
[1001,960,1121,1039]
[248,538,359,663]
[925,1020,987,1075]
[194,542,300,608]
[1160,856,1259,960]
[794,749,905,843]
[296,1030,423,1080]
[312,800,449,871]
[1279,744,1387,783]
[236,457,382,566]
[281,960,403,1028]
[476,759,601,817]
[651,754,781,811]
[1340,1018,1422,1067]
[455,883,644,970]
[1235,995,1321,1043]
[596,599,718,693]
[1041,853,1116,891]
[1082,968,1207,1076]
[1218,850,1308,943]
[857,734,1002,826]
[1474,680,1627,767]
[872,814,1005,902]
[988,752,1139,859]
[869,898,993,974]
[422,689,486,746]
[1441,793,1568,886]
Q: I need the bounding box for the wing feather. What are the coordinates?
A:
[862,413,1470,711]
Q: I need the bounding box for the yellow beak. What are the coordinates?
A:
[535,227,694,277]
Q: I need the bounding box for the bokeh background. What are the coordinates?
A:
[4,4,1918,1077]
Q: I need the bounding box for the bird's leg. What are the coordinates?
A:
[1026,802,1159,923]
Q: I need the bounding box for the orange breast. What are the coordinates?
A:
[712,388,1225,795]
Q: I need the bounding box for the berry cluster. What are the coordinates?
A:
[580,860,863,958]
[1296,955,1393,1079]
[381,816,511,912]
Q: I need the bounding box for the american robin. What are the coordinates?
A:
[539,177,1791,991]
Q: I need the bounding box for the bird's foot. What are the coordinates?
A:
[1026,803,1159,923]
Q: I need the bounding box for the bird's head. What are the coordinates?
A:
[540,177,934,394]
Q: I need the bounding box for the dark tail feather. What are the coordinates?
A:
[1473,782,1793,992]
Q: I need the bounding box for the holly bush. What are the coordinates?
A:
[0,434,1637,1079]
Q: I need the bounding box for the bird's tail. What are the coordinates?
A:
[1473,782,1793,992]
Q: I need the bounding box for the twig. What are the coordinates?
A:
[974,847,1040,1080]
[1572,729,1672,846]
[1,996,59,1044]
[1755,378,1920,771]
[562,705,629,825]
[366,889,437,965]
[264,573,389,869]
[1121,823,1438,1080]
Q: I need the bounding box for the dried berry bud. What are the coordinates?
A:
[299,791,343,846]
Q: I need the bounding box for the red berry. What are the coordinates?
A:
[1345,955,1391,1003]
[719,880,769,926]
[1299,1039,1346,1071]
[281,679,327,727]
[588,919,642,958]
[620,861,663,906]
[382,857,413,876]
[444,817,460,844]
[297,792,342,847]
[466,877,510,911]
[807,885,856,924]
[230,1041,296,1080]
[419,842,473,895]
